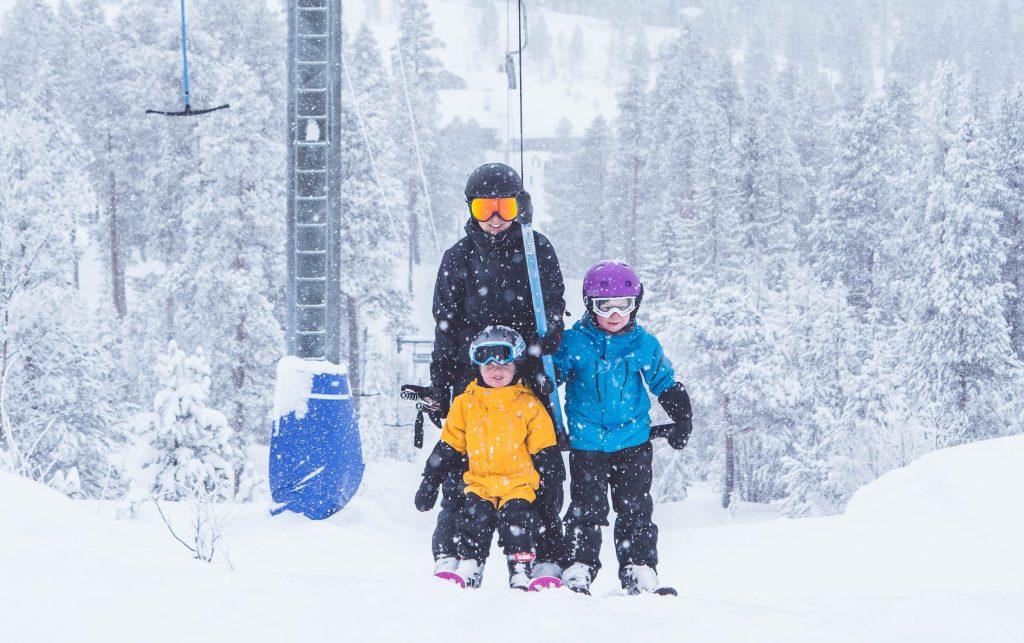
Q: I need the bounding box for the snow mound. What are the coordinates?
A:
[845,434,1024,524]
[0,471,76,527]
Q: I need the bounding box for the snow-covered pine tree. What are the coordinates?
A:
[777,275,868,517]
[545,115,611,277]
[0,96,125,498]
[135,341,237,502]
[691,284,792,505]
[603,38,650,264]
[146,3,286,498]
[904,98,1021,446]
[994,85,1024,362]
[392,0,445,265]
[811,91,898,313]
[735,81,808,299]
[340,25,414,456]
[0,0,61,102]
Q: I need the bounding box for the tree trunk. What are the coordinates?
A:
[108,135,127,319]
[721,391,735,508]
[722,430,735,509]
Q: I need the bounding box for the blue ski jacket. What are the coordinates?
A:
[553,317,676,452]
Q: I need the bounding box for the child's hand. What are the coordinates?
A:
[659,382,693,450]
[668,418,692,450]
[414,479,440,512]
[533,372,554,396]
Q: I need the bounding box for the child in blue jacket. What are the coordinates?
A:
[553,260,693,595]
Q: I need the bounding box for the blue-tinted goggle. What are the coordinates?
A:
[470,342,519,366]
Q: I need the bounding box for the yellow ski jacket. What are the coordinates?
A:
[441,380,557,506]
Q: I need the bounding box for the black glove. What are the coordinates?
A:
[532,371,554,396]
[658,382,693,451]
[649,422,675,439]
[427,385,451,421]
[423,441,461,483]
[669,418,692,450]
[532,447,566,487]
[415,441,463,511]
[414,479,440,512]
[539,329,562,356]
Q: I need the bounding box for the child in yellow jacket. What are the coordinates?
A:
[414,326,562,590]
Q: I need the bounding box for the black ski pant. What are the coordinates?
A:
[433,470,564,563]
[457,494,537,562]
[563,441,658,582]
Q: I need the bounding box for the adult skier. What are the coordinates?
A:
[416,162,567,580]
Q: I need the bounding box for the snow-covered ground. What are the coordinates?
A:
[2,435,1022,642]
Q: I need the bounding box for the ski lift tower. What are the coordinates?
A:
[269,0,364,520]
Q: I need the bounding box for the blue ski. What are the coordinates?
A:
[520,221,567,436]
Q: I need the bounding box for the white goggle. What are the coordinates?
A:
[590,297,637,318]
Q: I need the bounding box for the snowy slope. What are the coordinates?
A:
[2,436,1022,643]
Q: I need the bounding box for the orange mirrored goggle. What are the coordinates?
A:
[470,197,518,222]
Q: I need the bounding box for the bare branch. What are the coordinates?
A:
[151,497,198,556]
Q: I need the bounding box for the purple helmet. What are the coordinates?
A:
[583,261,642,298]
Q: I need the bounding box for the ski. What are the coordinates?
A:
[528,576,564,591]
[434,571,466,588]
[520,221,567,437]
[627,586,678,597]
[435,571,566,592]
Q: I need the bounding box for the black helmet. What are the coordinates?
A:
[464,163,523,200]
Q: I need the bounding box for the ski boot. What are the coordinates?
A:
[507,552,535,591]
[433,555,458,575]
[621,564,677,597]
[435,558,484,588]
[561,562,594,596]
[529,560,565,591]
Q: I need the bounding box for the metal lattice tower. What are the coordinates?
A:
[286,0,342,362]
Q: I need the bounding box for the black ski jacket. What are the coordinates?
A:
[430,219,566,391]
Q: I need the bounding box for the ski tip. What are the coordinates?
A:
[434,571,466,588]
[528,576,565,592]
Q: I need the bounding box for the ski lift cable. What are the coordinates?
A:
[146,0,229,117]
[340,50,400,239]
[506,0,512,163]
[394,44,441,255]
[504,0,529,166]
[517,0,525,180]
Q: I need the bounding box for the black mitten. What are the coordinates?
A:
[428,385,451,421]
[415,440,462,511]
[539,329,562,356]
[658,382,693,451]
[532,447,566,487]
[669,419,692,450]
[533,371,555,396]
[414,479,440,512]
